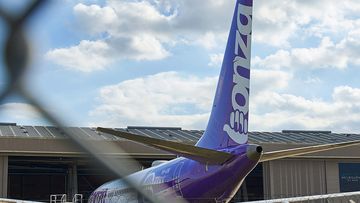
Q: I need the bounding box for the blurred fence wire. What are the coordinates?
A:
[0,1,179,203]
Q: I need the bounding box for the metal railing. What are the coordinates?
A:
[72,194,83,203]
[50,194,67,203]
[242,191,360,203]
[0,1,182,203]
[49,194,82,203]
[0,198,40,203]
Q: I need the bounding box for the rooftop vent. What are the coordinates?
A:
[282,130,331,134]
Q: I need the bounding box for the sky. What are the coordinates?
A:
[1,0,360,133]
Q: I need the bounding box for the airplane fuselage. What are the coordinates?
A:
[90,0,257,202]
[89,144,261,203]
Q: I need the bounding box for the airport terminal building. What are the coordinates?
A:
[1,123,360,202]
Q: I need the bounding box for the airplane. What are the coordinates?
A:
[90,0,360,202]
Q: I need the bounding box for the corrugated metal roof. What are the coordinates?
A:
[0,125,360,145]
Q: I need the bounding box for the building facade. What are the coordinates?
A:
[1,124,360,202]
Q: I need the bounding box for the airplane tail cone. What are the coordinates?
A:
[246,145,262,161]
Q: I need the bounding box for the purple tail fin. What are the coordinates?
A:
[196,0,253,149]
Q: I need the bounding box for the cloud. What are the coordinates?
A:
[73,3,117,35]
[0,103,46,125]
[88,69,360,133]
[250,69,292,93]
[304,76,322,84]
[196,32,217,50]
[43,0,360,134]
[249,69,292,112]
[46,36,170,73]
[88,70,289,129]
[46,40,111,72]
[250,86,360,133]
[253,0,360,47]
[333,86,360,104]
[208,53,223,67]
[45,0,237,72]
[253,35,360,70]
[89,72,217,129]
[46,0,360,72]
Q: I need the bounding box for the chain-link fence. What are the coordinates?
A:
[0,1,183,203]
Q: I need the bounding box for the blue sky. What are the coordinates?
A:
[1,0,360,133]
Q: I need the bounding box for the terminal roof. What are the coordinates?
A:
[0,125,359,145]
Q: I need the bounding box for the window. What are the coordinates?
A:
[339,163,360,192]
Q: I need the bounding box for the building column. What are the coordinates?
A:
[325,160,340,193]
[261,161,272,199]
[0,156,8,198]
[67,162,78,201]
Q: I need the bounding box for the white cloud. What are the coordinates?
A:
[88,69,292,129]
[333,86,360,104]
[43,0,360,134]
[304,76,322,84]
[88,69,360,133]
[129,35,170,60]
[196,32,217,50]
[46,0,360,72]
[250,69,292,93]
[46,40,111,72]
[249,69,292,112]
[46,0,236,72]
[208,53,223,67]
[0,103,45,125]
[89,72,217,129]
[253,0,360,47]
[250,86,360,133]
[46,36,170,73]
[253,35,360,70]
[73,3,117,34]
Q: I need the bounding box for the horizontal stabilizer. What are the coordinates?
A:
[260,139,360,162]
[97,127,233,165]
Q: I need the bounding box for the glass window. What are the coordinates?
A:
[339,163,360,192]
